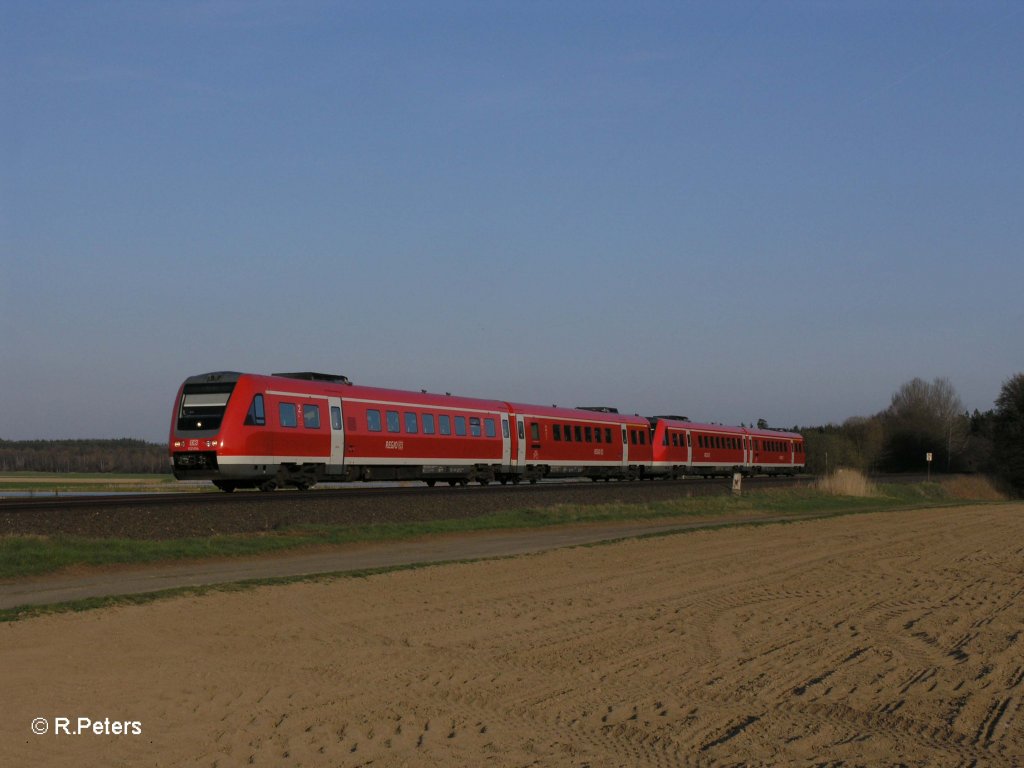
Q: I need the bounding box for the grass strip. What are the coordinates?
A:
[0,483,983,581]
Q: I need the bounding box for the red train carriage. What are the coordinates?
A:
[649,417,805,478]
[746,427,805,476]
[171,371,514,491]
[681,421,750,478]
[506,404,653,482]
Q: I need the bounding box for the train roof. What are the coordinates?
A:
[651,416,802,438]
[272,371,352,385]
[505,402,648,425]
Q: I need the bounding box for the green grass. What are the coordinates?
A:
[0,472,180,493]
[0,482,994,582]
[0,481,1009,622]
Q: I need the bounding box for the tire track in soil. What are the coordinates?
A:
[3,505,1024,767]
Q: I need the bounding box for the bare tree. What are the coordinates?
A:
[883,377,968,472]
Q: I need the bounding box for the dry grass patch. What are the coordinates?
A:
[816,468,877,497]
[939,474,1007,501]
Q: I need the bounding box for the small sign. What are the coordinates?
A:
[926,452,933,462]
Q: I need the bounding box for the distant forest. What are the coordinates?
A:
[0,439,170,474]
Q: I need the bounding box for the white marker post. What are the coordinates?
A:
[926,452,933,482]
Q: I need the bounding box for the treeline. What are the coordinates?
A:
[0,439,170,474]
[797,374,1024,496]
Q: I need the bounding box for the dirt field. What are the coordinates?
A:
[3,504,1023,766]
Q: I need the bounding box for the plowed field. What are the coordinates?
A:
[4,504,1023,766]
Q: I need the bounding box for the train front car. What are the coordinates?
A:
[170,371,341,491]
[169,371,246,490]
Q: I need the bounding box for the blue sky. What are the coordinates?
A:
[2,1,1022,442]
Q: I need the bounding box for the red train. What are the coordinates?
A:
[169,371,805,491]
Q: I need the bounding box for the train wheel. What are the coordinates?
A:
[213,481,237,493]
[259,480,278,492]
[426,480,436,487]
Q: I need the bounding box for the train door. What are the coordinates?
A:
[516,416,526,468]
[501,416,512,467]
[328,396,345,474]
[621,425,629,467]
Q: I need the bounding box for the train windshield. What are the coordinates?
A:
[177,382,235,432]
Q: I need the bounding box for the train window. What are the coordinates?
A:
[485,418,496,438]
[455,416,467,436]
[563,424,572,442]
[662,431,669,446]
[423,414,435,434]
[606,428,613,443]
[531,423,540,442]
[386,411,400,433]
[331,406,342,431]
[405,412,419,434]
[595,428,602,443]
[470,417,481,437]
[502,419,509,438]
[671,434,678,447]
[585,427,592,442]
[687,433,691,447]
[622,429,627,444]
[303,404,321,429]
[279,403,298,428]
[574,425,583,442]
[518,420,525,440]
[553,424,562,441]
[367,409,382,432]
[630,430,637,445]
[439,415,452,435]
[640,431,646,445]
[244,395,266,426]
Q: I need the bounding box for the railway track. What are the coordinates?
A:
[0,476,811,540]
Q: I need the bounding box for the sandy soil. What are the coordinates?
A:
[3,504,1023,767]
